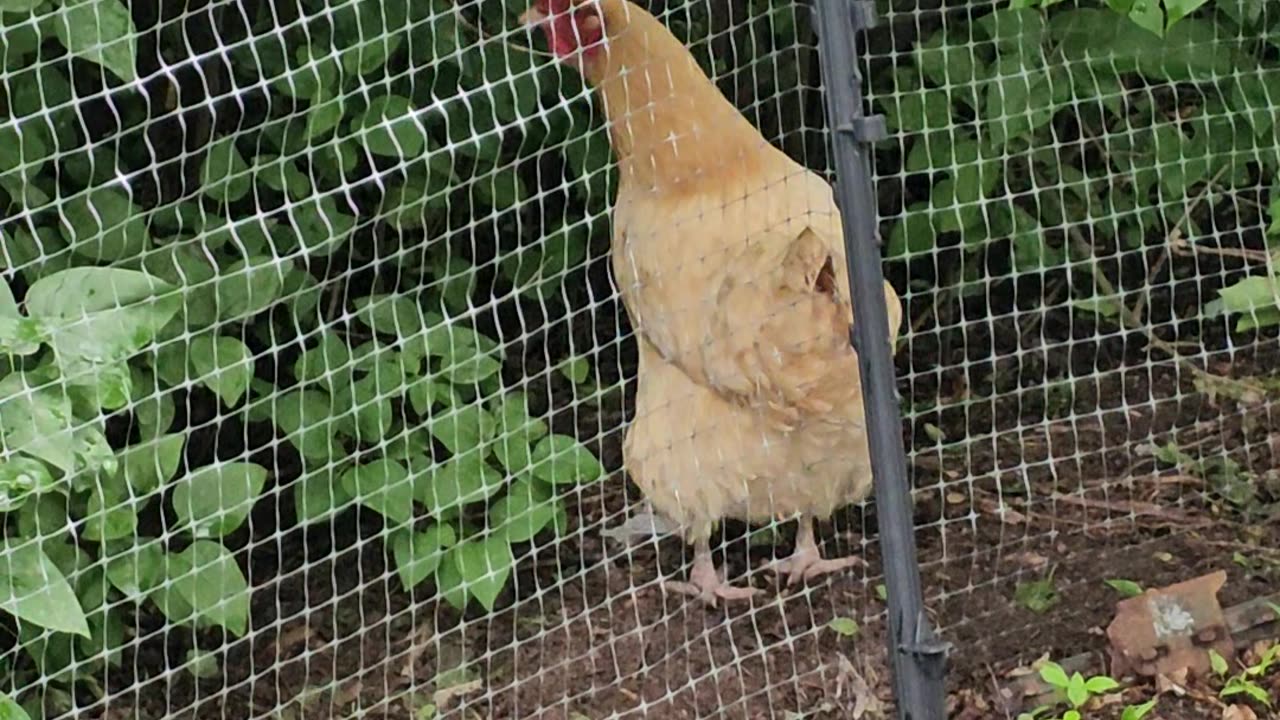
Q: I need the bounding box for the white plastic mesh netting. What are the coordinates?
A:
[0,0,1277,717]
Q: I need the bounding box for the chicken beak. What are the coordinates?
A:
[519,7,548,28]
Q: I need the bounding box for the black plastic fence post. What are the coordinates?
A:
[810,1,950,718]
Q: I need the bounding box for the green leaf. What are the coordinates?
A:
[1120,700,1157,720]
[0,458,56,511]
[489,478,561,543]
[216,256,285,321]
[287,195,356,256]
[340,460,415,525]
[172,462,269,538]
[1104,578,1144,598]
[827,617,860,637]
[530,434,604,485]
[170,541,250,637]
[1066,674,1088,707]
[355,95,425,157]
[201,135,254,204]
[474,168,525,210]
[83,477,138,542]
[293,465,354,525]
[294,332,352,387]
[1209,648,1230,676]
[418,453,505,513]
[1084,676,1120,693]
[0,691,32,720]
[1039,662,1070,689]
[558,357,591,384]
[53,0,137,83]
[190,335,253,407]
[354,294,426,337]
[0,540,91,638]
[427,404,497,456]
[275,390,341,461]
[390,523,456,590]
[451,536,513,611]
[1164,0,1211,27]
[58,187,149,262]
[0,382,77,473]
[104,540,166,602]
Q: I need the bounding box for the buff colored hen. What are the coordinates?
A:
[522,0,904,604]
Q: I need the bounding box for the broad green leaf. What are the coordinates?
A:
[27,267,176,319]
[427,404,497,456]
[489,479,561,543]
[1165,0,1211,27]
[272,45,339,101]
[172,462,269,537]
[438,342,503,384]
[452,535,513,611]
[53,0,137,82]
[407,378,459,416]
[104,540,166,602]
[354,294,426,337]
[558,357,590,384]
[190,335,253,407]
[58,188,149,262]
[0,540,90,637]
[287,195,356,255]
[530,434,604,484]
[355,95,425,157]
[417,453,505,512]
[83,481,138,542]
[0,691,32,720]
[293,465,355,525]
[216,256,285,321]
[294,332,352,387]
[117,434,185,495]
[170,541,250,636]
[1084,676,1121,693]
[201,135,254,204]
[1039,662,1070,688]
[390,523,456,590]
[275,390,341,461]
[0,382,77,473]
[0,458,56,512]
[340,460,415,525]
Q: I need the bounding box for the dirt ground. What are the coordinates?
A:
[63,335,1279,720]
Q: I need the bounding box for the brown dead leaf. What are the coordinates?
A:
[1223,705,1258,720]
[1156,668,1189,696]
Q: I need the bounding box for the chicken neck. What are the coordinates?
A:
[582,0,779,193]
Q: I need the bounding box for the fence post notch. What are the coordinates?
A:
[810,0,950,717]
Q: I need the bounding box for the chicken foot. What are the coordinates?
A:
[769,516,863,587]
[663,537,761,606]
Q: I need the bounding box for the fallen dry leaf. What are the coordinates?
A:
[1223,704,1258,720]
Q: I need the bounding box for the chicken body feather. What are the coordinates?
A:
[522,0,903,601]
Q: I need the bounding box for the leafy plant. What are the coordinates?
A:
[879,0,1280,342]
[1211,645,1280,707]
[1015,569,1060,613]
[1018,661,1122,720]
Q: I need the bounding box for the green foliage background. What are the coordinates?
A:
[0,0,1276,716]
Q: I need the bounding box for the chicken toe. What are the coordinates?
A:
[663,538,760,606]
[770,517,863,587]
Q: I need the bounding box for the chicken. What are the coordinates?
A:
[521,0,904,604]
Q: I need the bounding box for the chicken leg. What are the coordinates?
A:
[770,516,863,586]
[663,537,761,606]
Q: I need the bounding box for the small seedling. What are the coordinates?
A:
[875,584,888,601]
[828,617,860,637]
[1119,699,1157,720]
[1211,645,1280,708]
[1016,569,1060,614]
[1018,661,1122,720]
[1104,578,1144,598]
